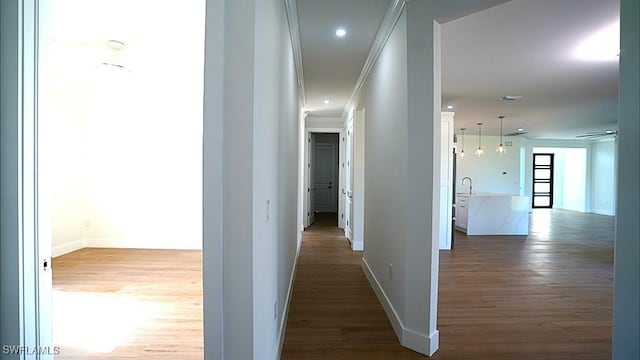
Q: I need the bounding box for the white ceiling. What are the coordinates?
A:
[296,0,391,117]
[298,0,620,140]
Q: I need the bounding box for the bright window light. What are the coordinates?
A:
[573,21,619,62]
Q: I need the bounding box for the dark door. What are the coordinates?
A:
[532,153,554,208]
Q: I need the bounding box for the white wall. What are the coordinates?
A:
[533,147,587,212]
[306,116,343,129]
[252,0,301,356]
[455,135,522,195]
[613,0,640,356]
[359,10,408,336]
[203,0,301,358]
[47,0,205,256]
[591,139,617,215]
[523,139,616,215]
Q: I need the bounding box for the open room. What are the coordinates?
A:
[40,0,205,357]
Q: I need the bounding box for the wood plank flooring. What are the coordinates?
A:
[282,210,614,359]
[282,213,426,359]
[52,248,203,359]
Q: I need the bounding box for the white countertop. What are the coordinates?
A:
[456,192,524,197]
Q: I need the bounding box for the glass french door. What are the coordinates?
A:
[532,153,554,208]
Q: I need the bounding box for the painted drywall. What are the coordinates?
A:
[202,0,225,357]
[613,0,640,356]
[455,135,522,195]
[46,0,205,255]
[523,139,617,215]
[591,139,616,216]
[207,0,301,358]
[252,0,300,356]
[46,85,90,253]
[306,116,343,129]
[358,9,409,334]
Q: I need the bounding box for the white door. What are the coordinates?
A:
[338,131,346,229]
[344,125,353,240]
[307,133,316,226]
[314,143,336,213]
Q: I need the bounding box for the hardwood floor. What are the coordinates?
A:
[282,213,426,359]
[52,248,203,359]
[282,210,614,359]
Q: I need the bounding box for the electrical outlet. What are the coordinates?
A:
[388,263,393,280]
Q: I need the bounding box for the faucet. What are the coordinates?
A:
[461,177,473,195]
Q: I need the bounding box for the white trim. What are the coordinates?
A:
[361,257,437,356]
[52,240,85,258]
[283,0,306,105]
[361,257,403,339]
[591,209,616,216]
[84,238,202,250]
[275,236,302,359]
[343,0,406,116]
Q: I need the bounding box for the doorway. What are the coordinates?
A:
[41,0,205,357]
[532,153,554,208]
[308,133,340,226]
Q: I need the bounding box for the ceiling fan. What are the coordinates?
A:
[576,130,617,139]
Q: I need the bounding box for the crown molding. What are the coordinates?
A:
[284,0,307,105]
[342,0,406,117]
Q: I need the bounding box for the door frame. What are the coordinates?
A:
[532,153,555,208]
[303,127,342,229]
[0,0,54,356]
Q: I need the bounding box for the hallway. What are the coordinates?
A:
[282,210,613,359]
[281,213,423,359]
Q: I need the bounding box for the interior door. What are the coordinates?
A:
[338,131,346,229]
[313,143,336,213]
[344,125,353,240]
[308,133,316,225]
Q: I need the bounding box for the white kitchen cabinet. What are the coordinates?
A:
[455,194,468,231]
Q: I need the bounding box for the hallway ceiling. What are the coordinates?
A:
[297,0,620,140]
[296,0,391,118]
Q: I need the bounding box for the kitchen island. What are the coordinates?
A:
[455,193,530,235]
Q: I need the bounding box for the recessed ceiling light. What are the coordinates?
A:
[323,99,331,104]
[517,128,524,132]
[335,28,347,37]
[446,105,454,109]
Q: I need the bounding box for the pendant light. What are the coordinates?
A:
[496,115,506,154]
[475,122,485,156]
[458,128,466,159]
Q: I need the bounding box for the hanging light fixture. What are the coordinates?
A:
[458,127,466,159]
[496,115,506,154]
[475,123,485,156]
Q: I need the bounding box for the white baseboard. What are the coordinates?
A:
[52,239,86,258]
[53,237,202,258]
[275,235,302,360]
[591,208,615,216]
[85,237,202,250]
[361,257,437,356]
